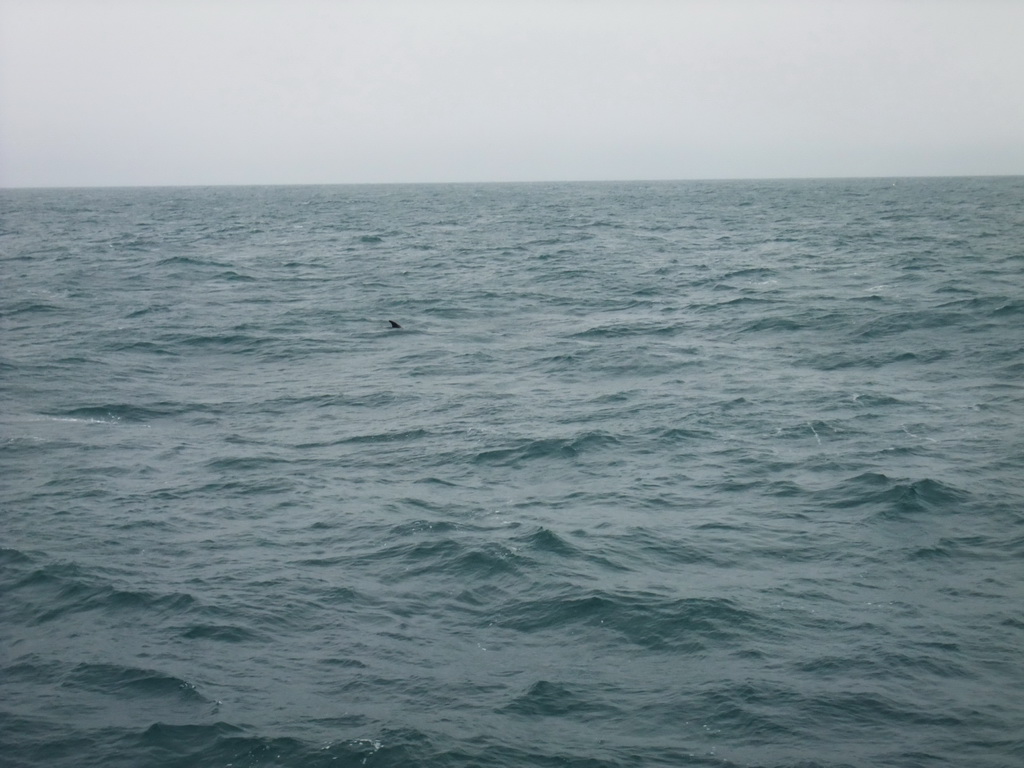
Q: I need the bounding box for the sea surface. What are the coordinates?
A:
[1,178,1022,768]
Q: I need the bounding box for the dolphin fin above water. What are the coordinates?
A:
[388,320,402,329]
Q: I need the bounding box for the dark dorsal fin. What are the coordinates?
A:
[388,320,402,329]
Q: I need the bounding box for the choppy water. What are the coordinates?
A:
[2,178,1023,768]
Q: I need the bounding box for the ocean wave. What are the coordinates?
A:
[474,432,620,466]
[496,590,761,652]
[42,404,173,423]
[9,561,196,625]
[357,537,522,583]
[61,663,209,702]
[570,322,681,339]
[821,473,969,518]
[503,679,622,718]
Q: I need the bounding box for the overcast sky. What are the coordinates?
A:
[1,0,1022,187]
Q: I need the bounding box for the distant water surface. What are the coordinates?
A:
[1,178,1023,768]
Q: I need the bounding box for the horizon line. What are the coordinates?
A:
[2,172,1022,192]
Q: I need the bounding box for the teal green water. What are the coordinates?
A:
[2,178,1023,767]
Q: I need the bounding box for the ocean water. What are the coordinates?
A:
[1,178,1022,768]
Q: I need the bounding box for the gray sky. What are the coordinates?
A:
[1,0,1022,187]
